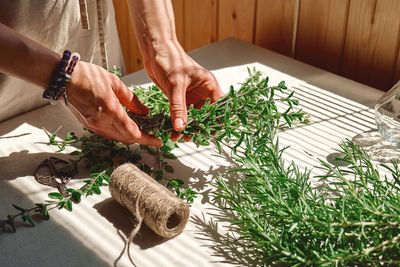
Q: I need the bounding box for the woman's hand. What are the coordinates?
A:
[127,0,223,140]
[143,40,224,141]
[66,61,162,147]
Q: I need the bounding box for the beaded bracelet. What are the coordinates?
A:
[42,50,80,106]
[67,53,80,75]
[60,52,80,106]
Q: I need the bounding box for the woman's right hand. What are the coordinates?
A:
[66,61,162,147]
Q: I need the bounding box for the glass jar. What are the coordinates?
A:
[375,80,400,148]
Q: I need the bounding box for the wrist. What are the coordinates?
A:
[141,31,178,47]
[141,38,184,62]
[32,48,60,89]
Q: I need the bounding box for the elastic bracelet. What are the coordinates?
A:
[61,52,80,106]
[42,50,80,106]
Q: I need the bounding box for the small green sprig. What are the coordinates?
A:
[46,170,111,211]
[43,125,79,152]
[0,204,48,232]
[1,171,109,232]
[166,179,197,203]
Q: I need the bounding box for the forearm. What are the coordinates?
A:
[0,23,60,88]
[127,0,181,58]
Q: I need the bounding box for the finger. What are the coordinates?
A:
[170,131,183,142]
[83,112,128,143]
[112,103,162,147]
[113,79,150,115]
[209,76,224,103]
[169,85,187,132]
[193,100,205,110]
[125,126,162,147]
[211,88,224,103]
[92,125,123,142]
[183,135,193,142]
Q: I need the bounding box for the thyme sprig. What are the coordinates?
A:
[1,171,109,232]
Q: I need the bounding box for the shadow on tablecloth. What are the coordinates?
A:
[0,183,109,267]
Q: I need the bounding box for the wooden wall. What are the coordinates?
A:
[113,0,400,91]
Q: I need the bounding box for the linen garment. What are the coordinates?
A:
[0,0,125,122]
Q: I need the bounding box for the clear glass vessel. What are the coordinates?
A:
[375,80,400,148]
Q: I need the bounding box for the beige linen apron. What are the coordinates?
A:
[0,0,125,122]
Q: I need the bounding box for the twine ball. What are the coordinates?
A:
[109,163,190,239]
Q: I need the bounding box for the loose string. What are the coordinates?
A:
[114,187,143,267]
[126,187,144,267]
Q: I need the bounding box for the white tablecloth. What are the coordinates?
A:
[0,38,387,267]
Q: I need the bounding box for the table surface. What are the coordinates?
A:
[0,38,390,267]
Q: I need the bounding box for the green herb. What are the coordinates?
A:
[1,171,109,232]
[213,139,400,265]
[2,68,307,250]
[42,68,306,203]
[129,68,307,150]
[4,67,396,265]
[166,179,197,203]
[206,71,400,265]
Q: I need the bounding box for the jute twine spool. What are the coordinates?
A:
[109,163,190,239]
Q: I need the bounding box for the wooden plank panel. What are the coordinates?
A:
[183,0,218,51]
[395,34,400,84]
[255,0,297,56]
[171,0,184,46]
[396,59,400,84]
[342,0,400,90]
[112,0,143,73]
[295,0,349,73]
[218,0,256,43]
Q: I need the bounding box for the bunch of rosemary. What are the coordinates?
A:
[209,74,400,264]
